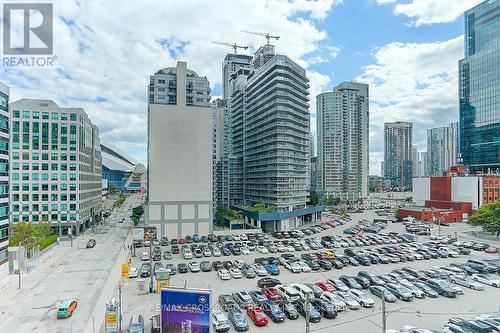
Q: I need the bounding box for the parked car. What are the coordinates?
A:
[473,274,500,287]
[279,301,299,320]
[218,294,237,311]
[310,298,338,319]
[369,285,397,302]
[212,311,231,332]
[232,291,253,309]
[86,239,96,248]
[348,289,375,307]
[257,278,281,288]
[293,299,322,322]
[227,307,249,331]
[426,279,458,297]
[128,267,139,278]
[384,283,414,302]
[246,306,268,326]
[261,300,286,323]
[448,275,484,291]
[336,291,360,310]
[218,269,231,280]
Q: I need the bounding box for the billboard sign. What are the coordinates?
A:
[161,287,211,333]
[132,228,144,241]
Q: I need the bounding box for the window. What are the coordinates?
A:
[22,173,29,180]
[60,174,67,181]
[22,183,29,191]
[61,113,67,120]
[22,153,29,160]
[61,183,67,190]
[51,174,58,181]
[51,164,58,171]
[13,110,20,118]
[12,173,19,181]
[70,113,77,121]
[12,162,19,170]
[69,173,76,181]
[22,111,30,118]
[42,204,48,211]
[42,153,49,160]
[51,153,58,160]
[42,163,48,171]
[32,194,39,201]
[32,184,39,191]
[41,173,48,181]
[32,111,39,119]
[32,163,39,170]
[51,113,58,120]
[32,173,39,181]
[51,184,58,191]
[32,152,39,160]
[12,152,19,160]
[41,184,48,191]
[42,112,49,120]
[51,204,58,211]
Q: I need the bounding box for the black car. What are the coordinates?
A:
[227,307,249,331]
[248,290,267,306]
[426,279,458,298]
[457,247,471,255]
[140,263,151,277]
[177,263,188,273]
[257,277,281,288]
[261,300,286,323]
[305,260,320,270]
[279,301,299,320]
[200,261,212,272]
[86,239,96,248]
[449,263,478,275]
[218,294,237,311]
[353,276,371,289]
[160,237,169,246]
[293,299,321,323]
[223,261,233,270]
[212,261,223,271]
[310,298,338,319]
[472,242,490,251]
[164,263,177,275]
[339,275,363,289]
[317,260,332,270]
[152,253,161,261]
[171,245,180,254]
[354,255,371,266]
[347,256,360,266]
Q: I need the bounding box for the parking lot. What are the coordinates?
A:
[119,210,500,333]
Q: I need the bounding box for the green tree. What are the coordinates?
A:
[130,205,145,226]
[310,191,319,206]
[467,200,500,238]
[9,222,54,256]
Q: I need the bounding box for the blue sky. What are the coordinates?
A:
[0,0,484,175]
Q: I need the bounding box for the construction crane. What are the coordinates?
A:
[241,30,280,45]
[211,41,248,54]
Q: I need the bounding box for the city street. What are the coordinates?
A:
[0,194,142,333]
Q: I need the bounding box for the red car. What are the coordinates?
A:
[177,237,186,244]
[314,281,336,293]
[321,223,332,229]
[315,253,327,260]
[325,222,336,228]
[485,247,500,254]
[261,287,283,303]
[247,306,268,326]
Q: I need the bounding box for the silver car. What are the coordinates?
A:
[337,291,360,310]
[448,275,484,291]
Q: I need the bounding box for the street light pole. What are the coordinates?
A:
[118,282,122,332]
[305,292,310,333]
[381,291,386,333]
[149,239,154,293]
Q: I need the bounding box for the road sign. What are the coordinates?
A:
[132,228,144,241]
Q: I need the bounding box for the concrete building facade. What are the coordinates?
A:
[146,62,213,238]
[9,99,102,236]
[317,82,369,200]
[0,82,9,264]
[384,121,413,189]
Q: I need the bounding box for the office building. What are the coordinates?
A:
[0,82,9,264]
[417,151,428,177]
[101,142,140,191]
[146,61,213,238]
[317,82,369,200]
[384,121,413,189]
[459,0,500,170]
[412,145,418,176]
[9,99,102,236]
[427,122,459,176]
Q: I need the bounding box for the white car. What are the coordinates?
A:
[286,245,295,252]
[473,274,500,288]
[218,269,231,280]
[297,261,311,272]
[440,247,459,258]
[348,289,375,308]
[229,267,242,279]
[212,248,222,257]
[321,291,347,311]
[430,234,446,241]
[128,267,138,278]
[254,264,268,276]
[241,246,250,255]
[448,275,484,291]
[256,246,269,254]
[234,260,245,268]
[277,244,287,252]
[399,281,426,299]
[233,235,241,241]
[140,252,150,261]
[203,248,212,257]
[188,262,200,272]
[301,243,311,251]
[336,291,360,310]
[284,261,302,273]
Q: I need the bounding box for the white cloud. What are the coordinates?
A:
[356,35,464,174]
[308,70,331,135]
[2,0,340,163]
[307,55,328,65]
[378,0,483,26]
[325,45,342,59]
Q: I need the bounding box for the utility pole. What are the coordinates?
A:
[381,290,386,333]
[118,282,122,332]
[305,292,310,333]
[149,239,154,293]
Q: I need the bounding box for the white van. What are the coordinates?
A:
[275,285,300,302]
[288,283,313,300]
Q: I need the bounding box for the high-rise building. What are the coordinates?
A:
[0,82,9,264]
[146,62,213,238]
[9,99,102,236]
[459,0,500,170]
[222,53,253,100]
[417,151,428,177]
[212,99,224,208]
[384,121,413,188]
[427,122,459,176]
[411,145,418,176]
[243,48,310,212]
[317,82,369,200]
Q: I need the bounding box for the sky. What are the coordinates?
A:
[0,0,484,176]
